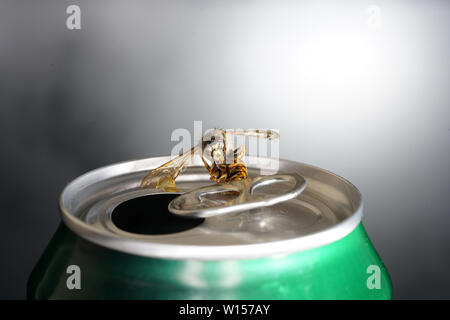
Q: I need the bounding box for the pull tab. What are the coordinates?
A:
[168,173,307,218]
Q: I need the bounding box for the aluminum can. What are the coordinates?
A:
[28,156,392,299]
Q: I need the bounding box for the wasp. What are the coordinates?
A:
[140,129,279,192]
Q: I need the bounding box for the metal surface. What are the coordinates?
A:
[59,156,363,260]
[29,156,392,300]
[28,222,392,299]
[168,173,307,218]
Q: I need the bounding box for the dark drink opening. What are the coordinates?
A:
[111,194,204,235]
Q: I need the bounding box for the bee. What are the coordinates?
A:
[140,129,279,192]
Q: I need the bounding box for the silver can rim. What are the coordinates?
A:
[59,156,363,260]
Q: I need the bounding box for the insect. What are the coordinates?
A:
[140,129,279,192]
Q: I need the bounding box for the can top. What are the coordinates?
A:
[168,173,307,218]
[60,156,363,260]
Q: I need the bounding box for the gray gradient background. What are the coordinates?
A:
[1,0,449,299]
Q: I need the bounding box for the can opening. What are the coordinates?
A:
[111,194,204,235]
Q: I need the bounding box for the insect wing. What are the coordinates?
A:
[225,129,280,140]
[140,145,198,188]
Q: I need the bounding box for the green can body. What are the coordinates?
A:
[28,221,392,300]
